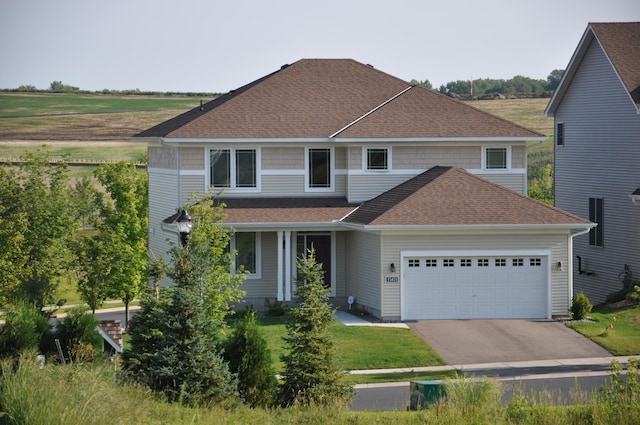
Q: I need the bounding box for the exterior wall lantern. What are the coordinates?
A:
[176,208,192,246]
[390,263,396,273]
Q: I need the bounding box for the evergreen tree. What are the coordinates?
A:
[277,249,354,407]
[223,308,277,407]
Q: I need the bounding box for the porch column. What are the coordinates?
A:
[277,231,284,301]
[285,231,292,301]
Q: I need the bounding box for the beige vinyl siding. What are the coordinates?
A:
[393,146,480,169]
[480,173,526,194]
[261,175,305,196]
[180,147,205,170]
[335,147,347,170]
[334,232,347,297]
[148,169,180,284]
[149,146,177,169]
[345,231,382,317]
[348,174,413,203]
[239,232,278,299]
[554,38,640,304]
[180,175,206,204]
[381,232,571,318]
[262,147,304,170]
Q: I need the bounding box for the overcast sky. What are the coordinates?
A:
[1,0,638,93]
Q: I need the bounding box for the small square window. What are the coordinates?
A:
[425,259,437,267]
[408,259,420,268]
[478,259,489,267]
[443,259,455,267]
[512,258,524,267]
[530,258,542,267]
[367,148,388,170]
[495,259,506,267]
[486,148,507,169]
[460,259,472,267]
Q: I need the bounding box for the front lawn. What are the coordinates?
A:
[566,303,640,355]
[257,316,445,373]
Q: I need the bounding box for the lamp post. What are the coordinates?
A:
[176,208,192,246]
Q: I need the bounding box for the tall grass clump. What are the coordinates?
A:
[433,377,503,422]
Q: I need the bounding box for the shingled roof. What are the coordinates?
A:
[342,166,592,227]
[135,59,544,140]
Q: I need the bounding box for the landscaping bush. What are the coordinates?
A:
[626,285,640,304]
[0,301,50,358]
[54,306,102,362]
[264,298,287,316]
[571,292,593,320]
[223,308,277,408]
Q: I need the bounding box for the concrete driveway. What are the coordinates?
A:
[407,320,611,365]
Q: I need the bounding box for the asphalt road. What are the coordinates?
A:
[351,372,621,411]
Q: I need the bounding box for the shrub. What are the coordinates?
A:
[54,307,102,362]
[223,308,277,408]
[0,301,50,358]
[264,298,287,316]
[626,285,640,303]
[571,292,592,320]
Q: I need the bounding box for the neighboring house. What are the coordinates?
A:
[545,22,640,304]
[134,59,592,320]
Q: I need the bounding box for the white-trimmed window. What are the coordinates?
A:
[231,232,261,277]
[306,147,334,191]
[556,122,564,146]
[364,147,390,171]
[210,148,258,190]
[482,146,512,171]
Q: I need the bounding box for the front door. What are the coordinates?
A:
[297,233,331,289]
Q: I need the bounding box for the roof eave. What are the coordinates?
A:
[340,223,594,232]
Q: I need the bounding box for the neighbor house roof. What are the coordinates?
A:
[135,59,544,140]
[342,166,592,227]
[166,167,592,229]
[546,22,640,115]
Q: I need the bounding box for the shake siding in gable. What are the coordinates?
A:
[393,146,481,169]
[180,147,205,170]
[345,231,382,317]
[149,146,177,169]
[555,39,640,304]
[381,232,570,317]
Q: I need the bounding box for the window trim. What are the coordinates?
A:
[208,147,260,192]
[363,147,391,172]
[556,122,564,146]
[482,146,511,171]
[230,232,261,278]
[305,147,335,192]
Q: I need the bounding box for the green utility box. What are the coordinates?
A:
[409,380,446,410]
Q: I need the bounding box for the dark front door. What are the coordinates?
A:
[304,234,331,288]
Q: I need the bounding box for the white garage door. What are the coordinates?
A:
[402,254,548,320]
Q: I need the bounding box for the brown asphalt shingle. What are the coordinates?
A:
[135,59,543,140]
[591,22,640,107]
[343,167,591,226]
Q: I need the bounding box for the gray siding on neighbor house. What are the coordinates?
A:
[554,39,640,304]
[381,232,571,319]
[345,231,383,317]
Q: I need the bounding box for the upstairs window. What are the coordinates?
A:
[485,147,507,169]
[307,148,332,190]
[556,122,564,146]
[366,148,389,171]
[210,148,257,189]
[589,197,604,247]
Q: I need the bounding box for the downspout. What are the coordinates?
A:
[568,227,593,304]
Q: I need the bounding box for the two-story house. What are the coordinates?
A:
[134,59,592,320]
[545,22,640,304]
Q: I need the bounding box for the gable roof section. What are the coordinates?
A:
[342,166,592,227]
[546,22,640,115]
[135,59,543,140]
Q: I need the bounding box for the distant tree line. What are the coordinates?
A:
[413,69,564,98]
[2,81,220,97]
[4,70,564,99]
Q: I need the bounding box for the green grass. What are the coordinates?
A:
[0,93,212,117]
[566,303,640,355]
[0,142,147,163]
[257,316,445,374]
[346,370,460,385]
